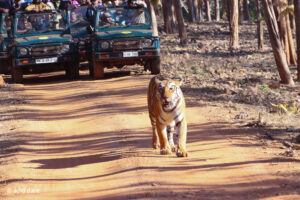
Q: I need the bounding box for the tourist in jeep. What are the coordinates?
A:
[0,0,14,13]
[25,0,51,12]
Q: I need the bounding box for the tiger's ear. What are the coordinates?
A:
[172,77,182,86]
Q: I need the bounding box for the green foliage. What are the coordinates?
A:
[191,65,198,74]
[198,69,206,77]
[258,84,270,93]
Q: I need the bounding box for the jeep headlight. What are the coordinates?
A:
[143,39,153,47]
[61,44,70,53]
[19,47,28,56]
[100,41,110,49]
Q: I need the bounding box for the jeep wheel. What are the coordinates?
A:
[12,65,22,83]
[66,62,79,79]
[150,57,161,74]
[93,61,104,79]
[0,60,10,75]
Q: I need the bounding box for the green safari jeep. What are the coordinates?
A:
[87,6,160,79]
[9,10,79,83]
[0,12,11,74]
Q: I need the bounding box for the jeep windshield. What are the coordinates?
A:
[97,7,150,28]
[16,12,66,35]
[69,6,90,34]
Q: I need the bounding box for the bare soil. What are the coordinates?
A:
[1,21,300,199]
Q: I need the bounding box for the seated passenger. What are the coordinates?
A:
[17,16,32,32]
[25,0,51,12]
[86,0,104,22]
[100,11,115,25]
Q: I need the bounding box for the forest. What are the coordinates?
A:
[146,0,300,86]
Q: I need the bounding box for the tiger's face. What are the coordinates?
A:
[156,78,182,112]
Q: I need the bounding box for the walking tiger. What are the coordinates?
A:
[147,75,188,157]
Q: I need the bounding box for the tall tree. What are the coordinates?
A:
[146,0,158,36]
[273,0,297,65]
[228,0,239,49]
[243,0,250,20]
[162,0,176,33]
[255,0,264,49]
[215,0,220,21]
[187,0,196,22]
[193,0,200,21]
[262,0,295,85]
[173,0,188,45]
[221,0,228,20]
[238,0,243,23]
[205,0,212,21]
[295,0,300,81]
[198,0,204,21]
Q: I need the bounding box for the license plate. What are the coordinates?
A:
[123,51,138,58]
[36,57,58,64]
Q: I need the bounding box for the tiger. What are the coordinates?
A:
[147,75,188,157]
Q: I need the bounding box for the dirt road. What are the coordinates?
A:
[1,71,300,200]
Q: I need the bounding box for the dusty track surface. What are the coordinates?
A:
[1,72,300,200]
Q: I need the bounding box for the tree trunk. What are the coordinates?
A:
[273,0,297,65]
[262,0,294,85]
[228,0,239,49]
[187,0,196,22]
[295,0,300,81]
[286,14,297,65]
[205,0,212,21]
[198,0,204,21]
[162,0,176,33]
[146,0,158,37]
[221,0,227,20]
[238,0,243,23]
[193,0,199,21]
[215,0,220,21]
[255,0,264,49]
[173,0,188,45]
[243,0,250,20]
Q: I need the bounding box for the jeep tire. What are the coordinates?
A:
[66,62,79,79]
[150,57,160,74]
[0,60,10,75]
[92,59,104,79]
[12,65,22,83]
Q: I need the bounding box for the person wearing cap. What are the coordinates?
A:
[25,0,51,12]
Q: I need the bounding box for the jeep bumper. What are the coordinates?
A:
[15,55,76,66]
[95,49,160,61]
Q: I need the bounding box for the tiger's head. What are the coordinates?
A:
[155,76,183,112]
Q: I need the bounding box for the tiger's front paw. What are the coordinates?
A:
[152,142,160,150]
[160,148,172,155]
[176,150,188,157]
[170,144,176,152]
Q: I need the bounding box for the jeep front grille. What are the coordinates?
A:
[31,45,61,56]
[112,40,141,50]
